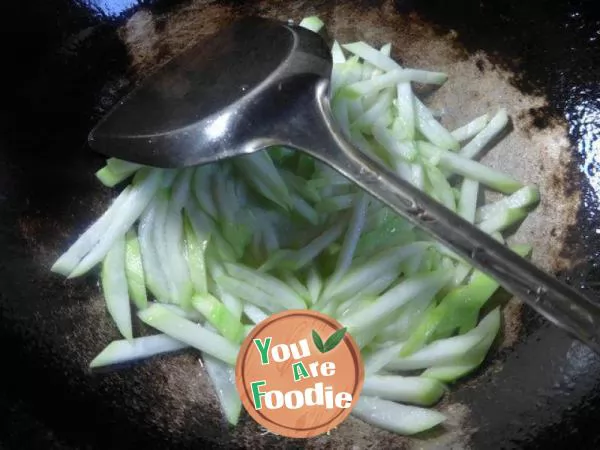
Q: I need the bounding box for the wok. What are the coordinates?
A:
[2,0,600,448]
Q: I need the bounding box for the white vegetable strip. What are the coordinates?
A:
[193,165,218,218]
[342,270,450,333]
[424,164,456,211]
[160,303,204,322]
[331,40,346,63]
[459,109,509,159]
[372,121,418,162]
[343,69,447,99]
[451,113,490,142]
[224,263,305,310]
[165,169,194,307]
[362,375,446,406]
[101,235,132,341]
[352,396,446,435]
[342,41,400,71]
[51,186,132,276]
[202,353,242,425]
[307,266,322,305]
[332,192,369,279]
[478,207,527,234]
[89,334,188,368]
[414,98,460,151]
[352,89,394,131]
[138,200,170,302]
[153,190,179,303]
[395,83,416,141]
[281,219,347,270]
[138,304,239,365]
[322,242,429,301]
[220,290,244,321]
[457,178,479,223]
[68,169,163,278]
[476,185,540,222]
[215,274,282,313]
[243,304,269,324]
[363,341,405,375]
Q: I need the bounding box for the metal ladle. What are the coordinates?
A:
[88,16,600,353]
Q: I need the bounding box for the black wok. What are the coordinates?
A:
[2,0,600,448]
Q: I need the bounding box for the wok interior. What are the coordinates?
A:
[2,0,600,449]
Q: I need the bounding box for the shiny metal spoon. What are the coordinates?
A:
[88,16,600,353]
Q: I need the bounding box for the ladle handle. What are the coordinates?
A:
[290,79,600,354]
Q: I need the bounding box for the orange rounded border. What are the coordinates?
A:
[235,309,365,438]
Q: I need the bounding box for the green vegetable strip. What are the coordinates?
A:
[421,314,500,382]
[95,166,133,187]
[450,113,490,142]
[125,229,148,310]
[424,164,456,211]
[107,158,144,175]
[417,141,523,193]
[101,235,133,341]
[138,304,239,365]
[183,214,209,296]
[478,207,528,234]
[388,308,501,370]
[299,16,325,33]
[362,375,446,406]
[459,109,509,160]
[192,293,244,343]
[372,121,418,162]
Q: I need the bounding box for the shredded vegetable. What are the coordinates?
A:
[51,17,540,437]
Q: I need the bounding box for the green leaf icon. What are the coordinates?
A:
[312,330,325,352]
[312,327,347,353]
[323,327,347,353]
